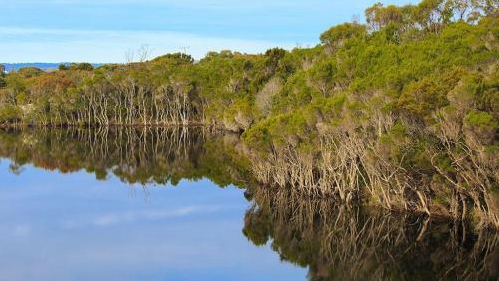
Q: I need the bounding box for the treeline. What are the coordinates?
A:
[0,56,202,126]
[0,0,498,227]
[0,51,280,127]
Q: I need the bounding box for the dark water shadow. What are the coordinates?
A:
[243,187,499,281]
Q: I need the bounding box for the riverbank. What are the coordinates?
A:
[1,1,497,228]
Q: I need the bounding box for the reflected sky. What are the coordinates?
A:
[0,159,307,281]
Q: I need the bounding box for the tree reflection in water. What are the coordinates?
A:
[0,127,250,187]
[243,187,499,281]
[0,127,498,281]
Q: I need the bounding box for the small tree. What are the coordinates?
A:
[0,64,5,88]
[58,64,69,71]
[76,63,94,71]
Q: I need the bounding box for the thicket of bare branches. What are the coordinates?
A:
[244,187,499,281]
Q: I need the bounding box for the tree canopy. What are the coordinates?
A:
[0,0,497,227]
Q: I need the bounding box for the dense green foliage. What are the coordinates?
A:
[0,0,498,227]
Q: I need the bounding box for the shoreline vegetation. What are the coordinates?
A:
[1,0,498,228]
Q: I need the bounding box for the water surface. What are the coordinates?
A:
[0,127,498,281]
[0,159,306,281]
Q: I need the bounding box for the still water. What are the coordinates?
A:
[0,127,498,281]
[0,161,306,281]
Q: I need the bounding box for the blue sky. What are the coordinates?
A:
[0,0,415,62]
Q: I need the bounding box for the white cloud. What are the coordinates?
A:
[13,224,31,237]
[63,205,224,228]
[0,27,299,63]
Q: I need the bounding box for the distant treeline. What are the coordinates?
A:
[0,63,103,72]
[0,0,498,227]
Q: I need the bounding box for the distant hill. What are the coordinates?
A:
[1,63,103,72]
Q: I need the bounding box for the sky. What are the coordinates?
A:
[0,0,415,63]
